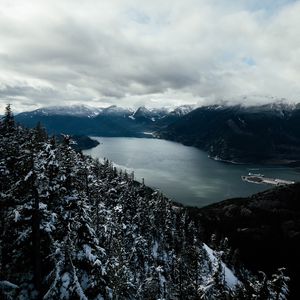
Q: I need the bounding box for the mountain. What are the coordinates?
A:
[169,104,196,116]
[16,113,94,135]
[158,103,300,164]
[1,107,287,299]
[15,102,300,163]
[192,182,300,299]
[15,105,101,136]
[130,107,171,127]
[19,104,103,117]
[15,104,193,137]
[100,105,133,116]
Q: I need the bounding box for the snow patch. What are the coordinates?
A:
[203,243,239,288]
[39,202,47,210]
[24,171,33,181]
[142,132,155,137]
[0,280,19,290]
[152,241,159,259]
[14,210,20,222]
[60,272,71,299]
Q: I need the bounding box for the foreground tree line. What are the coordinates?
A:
[0,105,289,299]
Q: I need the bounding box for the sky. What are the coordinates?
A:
[0,0,300,112]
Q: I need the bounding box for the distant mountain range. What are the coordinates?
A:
[20,105,103,117]
[15,104,195,137]
[15,102,300,164]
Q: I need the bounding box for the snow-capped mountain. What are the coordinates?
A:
[17,104,196,120]
[132,106,167,121]
[100,105,133,116]
[18,105,103,118]
[169,104,196,116]
[131,105,194,122]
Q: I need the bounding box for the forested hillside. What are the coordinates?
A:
[158,104,300,164]
[194,183,300,299]
[0,106,288,299]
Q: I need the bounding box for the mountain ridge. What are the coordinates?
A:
[15,104,194,137]
[158,103,300,164]
[14,102,300,164]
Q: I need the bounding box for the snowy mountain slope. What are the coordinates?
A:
[18,104,103,118]
[197,183,300,299]
[203,244,240,288]
[100,105,133,116]
[131,106,170,122]
[169,104,196,116]
[0,107,288,300]
[15,104,195,137]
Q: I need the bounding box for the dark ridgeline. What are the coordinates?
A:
[158,103,300,164]
[0,105,289,299]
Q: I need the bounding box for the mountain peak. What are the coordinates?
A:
[101,105,133,116]
[170,104,196,116]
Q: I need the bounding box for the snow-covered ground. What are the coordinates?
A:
[203,243,239,288]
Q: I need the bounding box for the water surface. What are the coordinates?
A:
[83,137,300,207]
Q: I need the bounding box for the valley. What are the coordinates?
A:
[10,102,300,298]
[16,102,300,165]
[3,110,288,299]
[2,104,299,299]
[2,0,299,298]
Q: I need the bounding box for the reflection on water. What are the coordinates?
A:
[83,137,300,207]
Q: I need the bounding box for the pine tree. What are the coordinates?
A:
[269,268,290,300]
[0,104,15,133]
[0,106,289,300]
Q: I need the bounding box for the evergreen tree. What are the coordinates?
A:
[269,268,290,300]
[0,104,15,133]
[0,106,290,299]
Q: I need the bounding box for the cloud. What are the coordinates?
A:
[0,0,299,111]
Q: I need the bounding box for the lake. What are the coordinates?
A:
[83,137,300,207]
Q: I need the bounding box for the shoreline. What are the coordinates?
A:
[87,135,300,168]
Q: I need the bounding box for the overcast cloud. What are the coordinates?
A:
[0,0,300,111]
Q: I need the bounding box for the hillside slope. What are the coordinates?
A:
[194,183,300,299]
[159,104,300,163]
[0,106,288,299]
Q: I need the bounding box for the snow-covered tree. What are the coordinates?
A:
[0,106,289,299]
